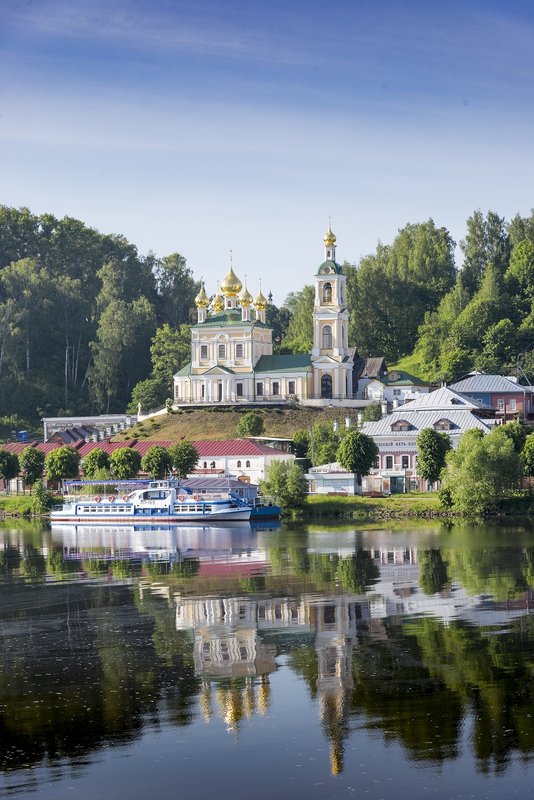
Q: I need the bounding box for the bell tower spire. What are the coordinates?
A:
[324,218,337,262]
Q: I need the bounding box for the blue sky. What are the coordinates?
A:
[1,0,534,300]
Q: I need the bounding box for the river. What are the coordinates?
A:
[2,518,534,799]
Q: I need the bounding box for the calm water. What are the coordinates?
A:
[3,520,534,799]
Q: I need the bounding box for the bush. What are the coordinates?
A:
[237,411,264,437]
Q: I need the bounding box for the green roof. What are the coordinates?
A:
[174,362,191,377]
[193,310,271,329]
[380,370,427,386]
[254,354,312,374]
[316,259,343,276]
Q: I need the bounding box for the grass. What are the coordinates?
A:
[115,405,358,442]
[305,492,442,518]
[0,495,36,516]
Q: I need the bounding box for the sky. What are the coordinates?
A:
[1,0,534,301]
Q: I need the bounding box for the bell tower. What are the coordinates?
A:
[311,226,352,400]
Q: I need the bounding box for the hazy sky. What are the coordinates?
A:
[1,0,533,300]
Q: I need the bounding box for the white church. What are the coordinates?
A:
[173,228,355,406]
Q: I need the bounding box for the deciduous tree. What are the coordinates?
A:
[109,447,141,479]
[45,446,80,483]
[168,441,199,478]
[336,430,378,478]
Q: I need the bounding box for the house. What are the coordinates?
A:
[305,462,363,495]
[364,369,431,410]
[362,386,495,493]
[351,356,388,400]
[448,372,534,420]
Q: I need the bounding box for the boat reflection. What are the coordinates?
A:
[50,522,279,572]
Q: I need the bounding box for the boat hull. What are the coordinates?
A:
[51,508,252,524]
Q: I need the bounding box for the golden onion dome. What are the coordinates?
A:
[221,266,242,297]
[212,283,225,313]
[195,281,210,308]
[240,284,253,307]
[323,226,337,247]
[254,288,268,310]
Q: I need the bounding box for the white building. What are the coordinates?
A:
[362,386,495,493]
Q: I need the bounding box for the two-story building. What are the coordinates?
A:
[448,372,534,420]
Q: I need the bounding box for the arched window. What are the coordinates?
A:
[203,462,207,469]
[322,325,332,349]
[322,282,332,303]
[246,460,251,468]
[321,374,332,399]
[237,460,241,468]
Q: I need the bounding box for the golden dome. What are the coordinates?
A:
[195,281,210,308]
[240,284,253,307]
[221,266,242,297]
[324,227,337,247]
[212,283,225,313]
[254,288,268,310]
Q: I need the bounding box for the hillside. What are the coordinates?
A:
[114,406,354,442]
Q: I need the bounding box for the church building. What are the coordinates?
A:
[173,228,354,405]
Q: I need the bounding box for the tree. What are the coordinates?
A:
[109,447,142,479]
[521,433,534,476]
[416,429,452,485]
[362,403,382,422]
[141,445,173,478]
[236,410,264,437]
[154,252,197,328]
[292,430,310,458]
[32,479,53,514]
[0,450,19,490]
[168,441,199,478]
[310,423,340,466]
[261,460,308,513]
[460,210,510,295]
[19,447,45,490]
[281,286,314,353]
[45,446,80,483]
[128,377,168,414]
[336,430,378,478]
[501,419,527,454]
[418,550,449,595]
[82,448,111,479]
[440,427,520,514]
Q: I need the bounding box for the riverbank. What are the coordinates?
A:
[2,491,534,521]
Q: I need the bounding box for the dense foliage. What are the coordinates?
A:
[440,427,521,515]
[416,429,452,485]
[0,206,196,421]
[336,430,379,477]
[168,441,199,478]
[261,460,308,513]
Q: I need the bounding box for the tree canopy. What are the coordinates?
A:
[336,430,378,477]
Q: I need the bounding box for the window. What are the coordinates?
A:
[237,460,241,468]
[218,344,226,359]
[322,282,332,303]
[203,461,207,468]
[510,399,517,411]
[391,420,411,431]
[257,382,264,396]
[272,381,280,395]
[497,398,505,410]
[393,388,401,396]
[385,455,393,470]
[200,344,208,359]
[402,455,409,469]
[322,324,332,349]
[246,460,250,468]
[434,418,453,431]
[236,343,244,358]
[288,381,295,395]
[201,384,205,399]
[210,461,215,469]
[236,382,243,397]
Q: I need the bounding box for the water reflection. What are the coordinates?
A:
[2,521,534,796]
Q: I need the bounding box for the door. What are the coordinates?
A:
[321,374,332,399]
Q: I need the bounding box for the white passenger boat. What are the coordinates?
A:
[51,479,252,523]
